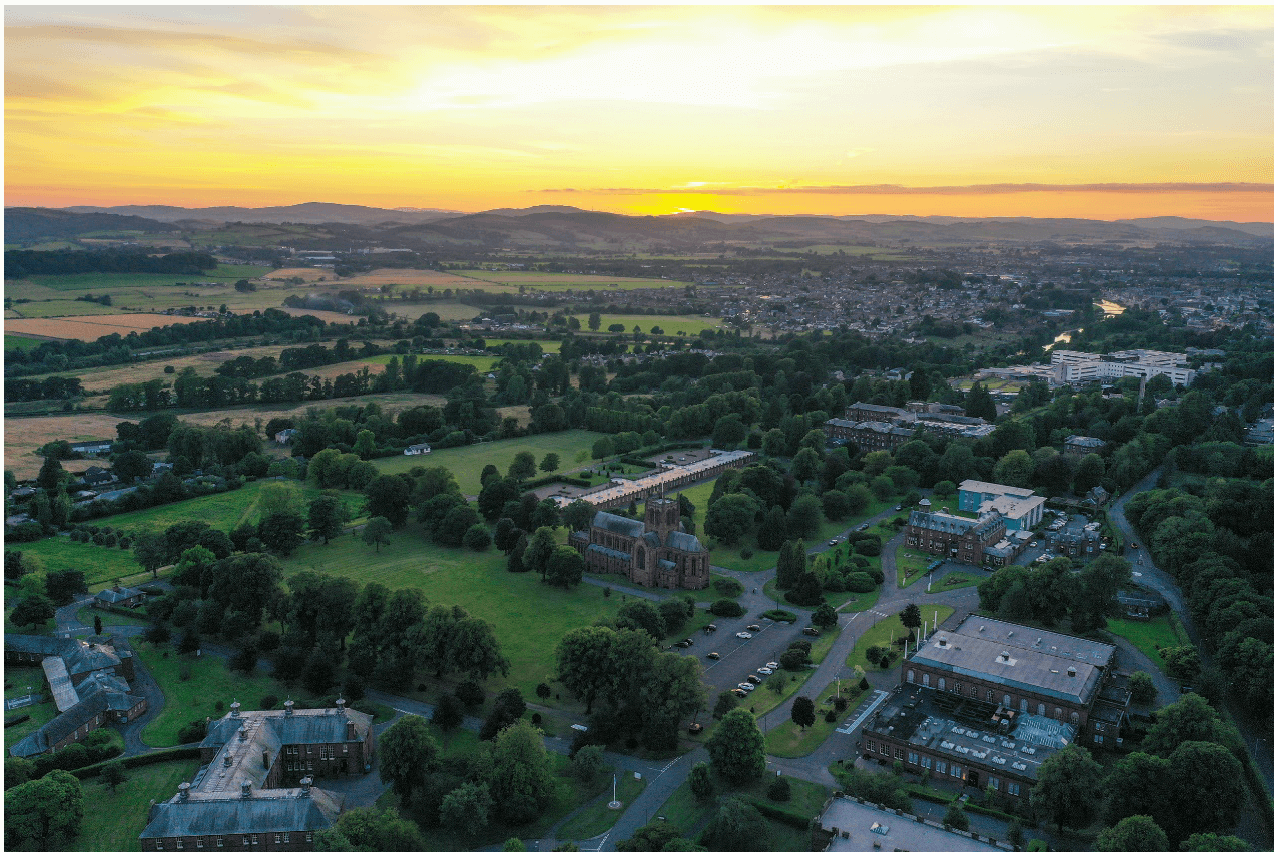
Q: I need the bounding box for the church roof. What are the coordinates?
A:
[591,512,645,538]
[665,531,705,553]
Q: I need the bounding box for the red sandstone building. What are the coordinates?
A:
[570,496,709,590]
[904,508,1007,566]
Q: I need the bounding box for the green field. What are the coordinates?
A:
[8,264,265,292]
[281,525,625,698]
[135,641,296,747]
[4,334,46,350]
[372,429,608,494]
[7,537,146,587]
[4,666,57,750]
[450,269,690,291]
[925,571,981,594]
[69,758,201,852]
[1104,614,1190,674]
[84,480,365,538]
[362,353,502,373]
[7,300,123,318]
[582,313,722,337]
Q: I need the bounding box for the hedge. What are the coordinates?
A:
[761,609,798,623]
[521,474,593,491]
[5,713,31,727]
[71,747,201,780]
[745,797,814,830]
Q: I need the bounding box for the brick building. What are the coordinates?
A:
[7,634,147,758]
[904,509,1007,566]
[569,496,709,590]
[860,616,1125,801]
[140,699,374,852]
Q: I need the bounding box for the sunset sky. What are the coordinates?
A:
[5,5,1273,220]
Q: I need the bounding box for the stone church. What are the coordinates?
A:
[570,496,710,590]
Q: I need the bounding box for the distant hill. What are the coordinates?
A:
[6,204,1272,250]
[4,207,180,243]
[60,202,461,227]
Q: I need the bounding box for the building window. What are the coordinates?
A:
[935,761,946,774]
[280,835,289,844]
[305,834,313,844]
[342,744,348,754]
[156,843,164,851]
[1093,734,1104,744]
[950,764,961,778]
[1037,703,1045,717]
[938,677,945,690]
[176,842,184,850]
[987,777,999,791]
[986,690,995,702]
[1008,783,1020,796]
[217,840,224,848]
[908,752,918,765]
[954,683,962,695]
[907,669,915,684]
[922,673,931,687]
[894,746,904,760]
[242,839,249,847]
[252,837,259,846]
[197,841,204,849]
[865,741,875,753]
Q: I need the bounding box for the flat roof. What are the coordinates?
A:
[821,796,1000,852]
[958,480,1035,499]
[980,494,1046,520]
[911,630,1102,704]
[954,616,1115,668]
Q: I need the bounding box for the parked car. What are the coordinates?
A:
[766,661,778,669]
[736,631,753,639]
[706,651,721,660]
[894,505,903,511]
[802,627,820,637]
[673,638,693,648]
[746,674,762,685]
[703,623,718,633]
[747,623,761,632]
[731,688,747,698]
[687,722,703,734]
[757,667,773,675]
[1130,542,1139,549]
[737,682,755,692]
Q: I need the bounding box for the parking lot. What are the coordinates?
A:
[666,600,810,695]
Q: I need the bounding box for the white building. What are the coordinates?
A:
[1050,349,1195,386]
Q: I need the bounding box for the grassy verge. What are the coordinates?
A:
[731,626,842,719]
[77,606,151,628]
[1103,613,1190,674]
[134,641,298,747]
[764,684,870,758]
[557,772,647,839]
[896,548,938,588]
[761,577,882,614]
[845,605,955,674]
[588,569,738,604]
[925,572,982,594]
[8,538,142,587]
[69,759,201,852]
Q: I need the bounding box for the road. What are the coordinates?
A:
[1106,465,1274,800]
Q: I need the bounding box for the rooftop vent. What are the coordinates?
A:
[240,781,252,799]
[229,701,240,717]
[1068,667,1077,677]
[299,777,312,798]
[178,782,191,802]
[336,697,346,715]
[284,699,294,716]
[238,725,248,741]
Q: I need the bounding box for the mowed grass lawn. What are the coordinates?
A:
[845,604,955,674]
[557,772,647,840]
[88,480,366,537]
[7,537,143,587]
[1104,614,1190,674]
[282,526,626,698]
[70,759,201,852]
[5,334,45,350]
[4,666,57,750]
[373,429,608,494]
[134,642,296,747]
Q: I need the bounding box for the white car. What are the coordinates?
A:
[757,667,774,675]
[736,631,753,639]
[766,661,778,669]
[737,682,756,692]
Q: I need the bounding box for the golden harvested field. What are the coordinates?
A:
[262,267,339,282]
[384,300,478,322]
[449,269,690,290]
[4,413,131,479]
[4,314,209,341]
[26,344,305,394]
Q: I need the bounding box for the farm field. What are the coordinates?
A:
[449,268,691,291]
[3,265,265,292]
[373,428,607,494]
[382,299,479,322]
[69,759,202,852]
[579,313,722,336]
[280,525,626,699]
[339,268,473,290]
[3,313,210,342]
[186,223,332,248]
[6,299,124,318]
[4,412,132,479]
[4,334,45,350]
[362,352,501,372]
[261,266,340,281]
[279,306,360,324]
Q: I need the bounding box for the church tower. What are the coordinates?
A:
[643,495,681,540]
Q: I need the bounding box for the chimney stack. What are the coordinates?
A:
[299,777,312,798]
[223,754,233,768]
[240,781,252,799]
[230,701,241,717]
[1067,666,1076,678]
[284,699,294,717]
[335,697,346,715]
[178,782,191,802]
[238,725,248,742]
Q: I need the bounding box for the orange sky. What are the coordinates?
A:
[6,6,1273,220]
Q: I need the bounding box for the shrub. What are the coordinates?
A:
[767,776,791,802]
[259,695,279,710]
[713,576,744,598]
[844,572,876,593]
[709,599,744,617]
[176,718,208,744]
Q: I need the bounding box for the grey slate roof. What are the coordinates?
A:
[911,630,1104,704]
[95,586,143,605]
[586,544,630,562]
[953,616,1115,668]
[665,531,704,553]
[591,512,645,538]
[140,793,340,839]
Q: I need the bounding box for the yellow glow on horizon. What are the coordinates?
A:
[5,6,1272,220]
